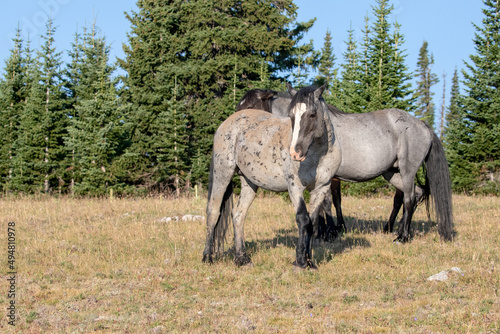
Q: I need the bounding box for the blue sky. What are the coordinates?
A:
[0,0,484,112]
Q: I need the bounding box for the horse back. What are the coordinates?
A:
[332,108,432,181]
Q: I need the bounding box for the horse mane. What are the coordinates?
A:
[327,103,347,116]
[276,91,292,99]
[289,85,346,117]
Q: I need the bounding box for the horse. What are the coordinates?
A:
[203,84,340,268]
[242,84,454,242]
[236,88,339,238]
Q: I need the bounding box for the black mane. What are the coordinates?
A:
[236,89,276,113]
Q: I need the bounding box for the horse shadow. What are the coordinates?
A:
[223,215,437,265]
[344,214,437,236]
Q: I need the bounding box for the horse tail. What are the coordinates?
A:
[207,154,233,255]
[424,132,454,241]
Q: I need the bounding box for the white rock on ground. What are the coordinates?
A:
[427,267,464,282]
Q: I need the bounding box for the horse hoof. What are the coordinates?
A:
[202,254,213,264]
[393,236,409,243]
[234,255,252,267]
[292,260,318,271]
[307,260,318,271]
[292,260,307,269]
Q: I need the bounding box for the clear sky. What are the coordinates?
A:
[0,0,485,110]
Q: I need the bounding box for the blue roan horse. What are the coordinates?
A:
[203,85,339,268]
[237,86,454,243]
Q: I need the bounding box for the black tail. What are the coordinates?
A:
[207,155,233,256]
[424,132,454,241]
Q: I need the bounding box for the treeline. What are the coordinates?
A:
[0,0,498,196]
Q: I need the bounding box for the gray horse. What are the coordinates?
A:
[240,85,454,243]
[203,85,340,268]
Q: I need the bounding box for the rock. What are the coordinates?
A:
[427,267,464,282]
[159,216,179,223]
[181,214,205,222]
[159,215,205,223]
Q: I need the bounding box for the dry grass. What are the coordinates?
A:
[0,194,498,333]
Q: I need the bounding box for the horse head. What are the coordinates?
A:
[288,84,328,162]
[236,89,277,112]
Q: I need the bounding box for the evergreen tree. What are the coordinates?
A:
[154,78,189,195]
[0,28,25,193]
[443,68,475,191]
[338,4,414,196]
[13,19,69,193]
[119,0,315,189]
[361,0,414,112]
[292,39,318,88]
[390,21,415,111]
[314,29,337,86]
[65,24,125,196]
[456,0,500,193]
[336,25,364,113]
[314,29,341,107]
[413,40,439,128]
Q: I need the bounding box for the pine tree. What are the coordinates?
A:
[314,29,337,86]
[154,78,189,196]
[443,68,475,191]
[413,40,439,128]
[292,40,318,88]
[0,28,25,193]
[457,0,500,193]
[361,0,414,112]
[13,18,69,193]
[314,29,341,107]
[119,0,315,190]
[439,72,446,138]
[336,25,364,113]
[337,3,414,196]
[65,24,124,196]
[390,21,415,111]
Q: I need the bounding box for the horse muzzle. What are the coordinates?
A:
[290,147,306,162]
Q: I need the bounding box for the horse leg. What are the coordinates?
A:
[383,170,416,243]
[330,178,346,234]
[309,183,334,247]
[288,185,315,269]
[202,159,236,264]
[316,197,326,240]
[232,176,258,266]
[384,188,404,233]
[383,181,426,233]
[321,191,338,242]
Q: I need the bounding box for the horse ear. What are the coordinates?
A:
[286,82,297,96]
[314,83,328,100]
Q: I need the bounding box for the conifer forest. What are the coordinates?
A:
[1,0,499,196]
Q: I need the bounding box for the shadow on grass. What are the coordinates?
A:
[221,215,437,264]
[344,215,437,236]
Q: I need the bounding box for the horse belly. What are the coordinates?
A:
[335,138,396,182]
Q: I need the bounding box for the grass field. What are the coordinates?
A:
[0,194,498,333]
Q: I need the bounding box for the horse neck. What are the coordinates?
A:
[307,101,335,157]
[320,101,336,152]
[271,94,292,117]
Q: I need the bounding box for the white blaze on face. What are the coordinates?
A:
[290,102,307,157]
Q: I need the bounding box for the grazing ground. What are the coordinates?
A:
[0,194,498,333]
